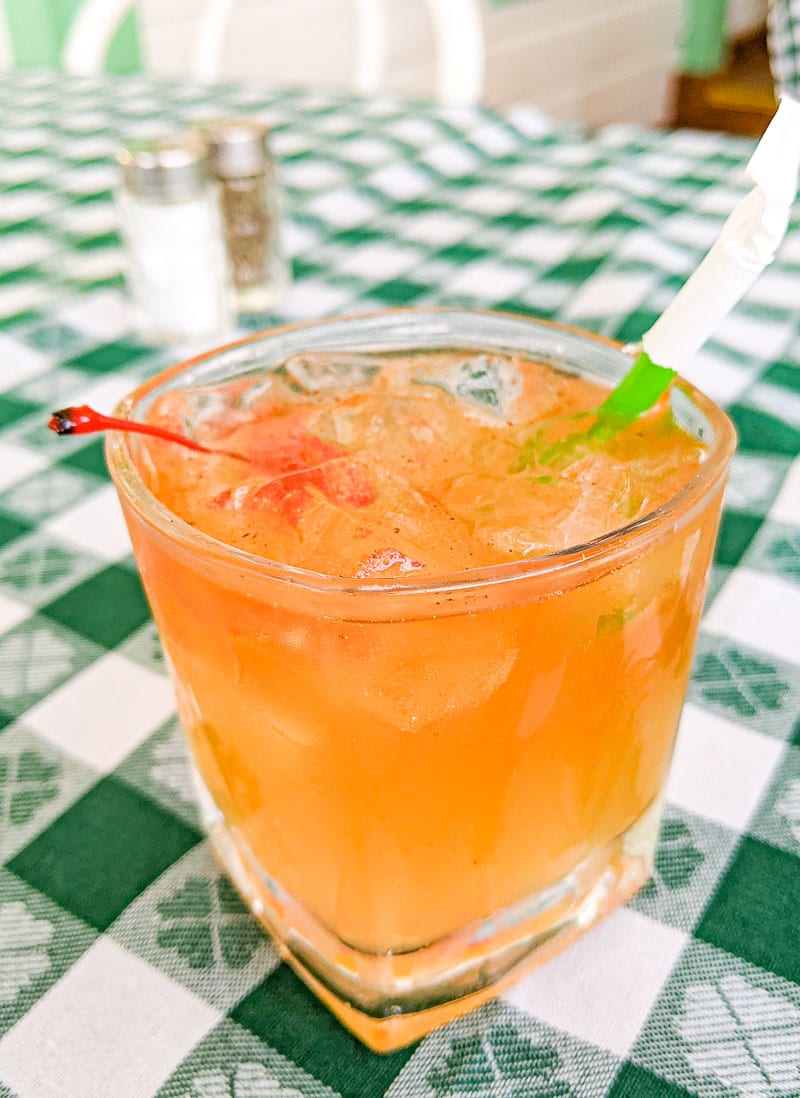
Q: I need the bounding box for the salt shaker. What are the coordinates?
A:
[200,119,289,313]
[116,135,235,343]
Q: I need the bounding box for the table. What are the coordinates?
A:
[0,68,798,1098]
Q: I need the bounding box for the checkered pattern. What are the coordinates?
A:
[769,0,800,98]
[0,69,799,1098]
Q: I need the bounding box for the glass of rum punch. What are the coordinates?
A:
[106,310,735,1051]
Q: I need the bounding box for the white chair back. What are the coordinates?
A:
[63,0,485,106]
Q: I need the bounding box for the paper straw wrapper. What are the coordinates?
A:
[642,96,800,371]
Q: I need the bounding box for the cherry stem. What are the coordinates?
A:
[47,404,251,464]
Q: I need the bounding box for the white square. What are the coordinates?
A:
[666,702,783,831]
[43,484,132,561]
[25,652,175,773]
[504,908,687,1056]
[713,312,792,362]
[507,162,564,190]
[401,211,478,246]
[747,384,800,430]
[0,192,57,224]
[470,122,519,158]
[387,117,443,147]
[504,226,582,266]
[338,242,420,281]
[61,248,124,283]
[367,163,432,202]
[459,186,523,217]
[445,260,530,301]
[279,280,354,320]
[678,348,752,406]
[563,272,655,321]
[556,189,619,224]
[0,589,32,633]
[770,457,800,526]
[664,214,722,250]
[0,442,47,491]
[337,137,395,166]
[0,335,51,390]
[281,220,319,259]
[76,373,140,417]
[703,568,800,665]
[694,185,747,216]
[423,141,479,178]
[0,234,51,272]
[744,269,800,310]
[57,289,135,342]
[306,189,380,229]
[281,159,346,191]
[0,938,219,1098]
[0,282,51,320]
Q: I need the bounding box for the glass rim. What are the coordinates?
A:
[107,308,737,597]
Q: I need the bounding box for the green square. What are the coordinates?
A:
[696,837,800,984]
[232,965,417,1098]
[608,1064,695,1097]
[763,360,800,392]
[0,394,40,426]
[57,437,109,479]
[0,868,97,1038]
[371,279,427,305]
[493,211,540,232]
[728,404,800,456]
[0,513,31,549]
[41,564,151,648]
[437,241,492,264]
[544,255,604,283]
[8,777,201,931]
[612,309,661,346]
[63,340,154,375]
[714,510,762,567]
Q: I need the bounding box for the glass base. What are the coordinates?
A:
[194,773,659,1052]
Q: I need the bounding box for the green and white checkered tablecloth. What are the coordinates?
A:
[0,69,799,1098]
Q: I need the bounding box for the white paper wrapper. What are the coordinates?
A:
[642,96,800,371]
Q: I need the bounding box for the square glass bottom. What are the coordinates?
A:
[193,771,660,1052]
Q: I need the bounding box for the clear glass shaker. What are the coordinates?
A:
[116,135,235,344]
[199,119,290,313]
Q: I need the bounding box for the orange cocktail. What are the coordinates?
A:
[107,310,735,1050]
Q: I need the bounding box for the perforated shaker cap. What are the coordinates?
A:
[117,134,211,201]
[200,118,271,179]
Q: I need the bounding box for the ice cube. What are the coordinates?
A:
[415,353,521,419]
[282,351,380,392]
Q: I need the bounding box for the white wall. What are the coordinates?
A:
[727,0,768,38]
[138,0,683,126]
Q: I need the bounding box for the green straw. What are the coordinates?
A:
[597,351,676,425]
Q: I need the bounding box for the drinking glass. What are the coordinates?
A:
[107,310,736,1050]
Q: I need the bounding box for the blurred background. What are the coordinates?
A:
[0,0,778,133]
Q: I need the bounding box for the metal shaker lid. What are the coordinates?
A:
[117,134,211,201]
[200,118,271,178]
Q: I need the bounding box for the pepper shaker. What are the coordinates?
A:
[116,135,235,344]
[200,118,289,313]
